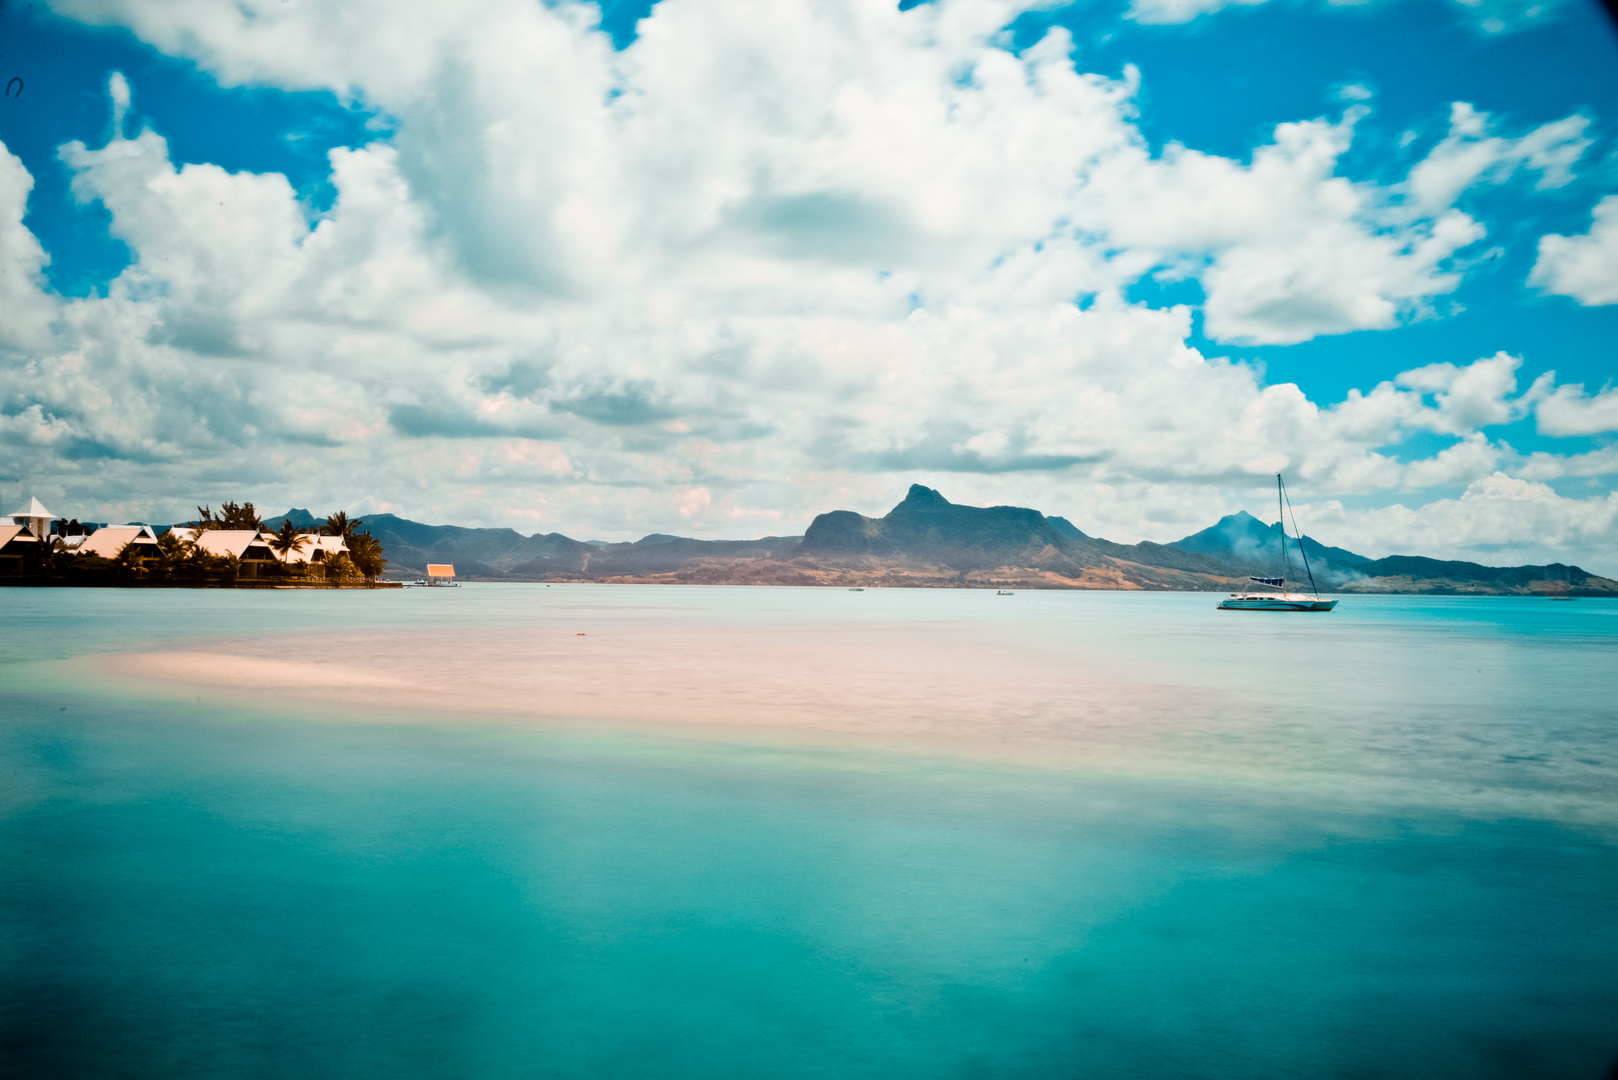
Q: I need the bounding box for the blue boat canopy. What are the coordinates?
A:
[1249,576,1285,587]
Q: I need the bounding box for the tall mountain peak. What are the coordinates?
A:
[889,484,952,514]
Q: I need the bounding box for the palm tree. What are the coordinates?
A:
[347,532,387,581]
[157,530,206,579]
[115,538,150,579]
[196,502,262,531]
[32,533,65,577]
[219,501,262,530]
[156,529,183,571]
[323,552,358,582]
[267,518,309,566]
[323,511,360,541]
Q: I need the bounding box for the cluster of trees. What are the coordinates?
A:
[193,501,265,530]
[14,503,387,586]
[190,503,387,582]
[258,509,387,581]
[24,529,234,584]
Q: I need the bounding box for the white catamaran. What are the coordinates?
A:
[1217,476,1338,612]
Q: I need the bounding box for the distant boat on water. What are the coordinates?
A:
[1218,476,1338,613]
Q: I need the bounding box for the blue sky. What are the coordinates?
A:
[0,0,1615,566]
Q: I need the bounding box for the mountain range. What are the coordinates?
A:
[264,486,1615,596]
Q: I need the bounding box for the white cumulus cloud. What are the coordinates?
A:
[1536,382,1618,436]
[0,0,1608,573]
[0,143,56,352]
[1126,0,1576,32]
[1530,195,1618,305]
[1314,474,1618,564]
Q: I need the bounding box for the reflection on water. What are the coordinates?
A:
[2,586,1616,1078]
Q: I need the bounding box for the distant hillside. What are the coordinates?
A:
[579,534,800,579]
[252,486,1615,595]
[351,514,594,578]
[1335,556,1604,595]
[262,508,324,531]
[794,484,1235,589]
[349,513,799,580]
[1170,511,1370,580]
[801,485,1075,559]
[1166,511,1612,594]
[1044,516,1088,540]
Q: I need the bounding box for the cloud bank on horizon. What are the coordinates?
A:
[0,0,1615,567]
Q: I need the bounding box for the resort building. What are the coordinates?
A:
[284,534,348,566]
[0,525,37,573]
[165,527,281,577]
[0,498,53,573]
[168,527,350,576]
[5,497,56,539]
[60,525,161,559]
[1,497,350,578]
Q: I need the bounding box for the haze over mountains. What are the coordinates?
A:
[265,487,1615,596]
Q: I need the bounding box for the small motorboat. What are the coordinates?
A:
[996,590,1014,596]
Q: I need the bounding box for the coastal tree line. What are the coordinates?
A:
[13,502,387,586]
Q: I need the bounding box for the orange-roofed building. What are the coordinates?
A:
[167,527,281,578]
[60,525,160,561]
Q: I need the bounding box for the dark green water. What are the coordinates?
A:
[2,587,1616,1078]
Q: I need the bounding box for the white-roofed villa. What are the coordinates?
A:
[59,525,162,560]
[0,498,388,586]
[164,527,283,577]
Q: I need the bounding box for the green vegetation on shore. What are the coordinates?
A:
[1,502,389,587]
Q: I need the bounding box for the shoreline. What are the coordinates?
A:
[0,579,401,589]
[409,579,1614,596]
[3,575,1608,596]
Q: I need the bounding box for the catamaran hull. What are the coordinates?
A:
[1218,597,1338,611]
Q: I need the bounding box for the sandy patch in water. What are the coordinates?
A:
[82,621,1214,769]
[107,652,411,691]
[28,593,1618,828]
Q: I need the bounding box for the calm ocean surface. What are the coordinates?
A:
[2,585,1615,1078]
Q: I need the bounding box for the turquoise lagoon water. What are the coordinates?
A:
[1,585,1616,1078]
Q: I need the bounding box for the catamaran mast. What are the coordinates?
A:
[1277,475,1293,586]
[1279,475,1322,598]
